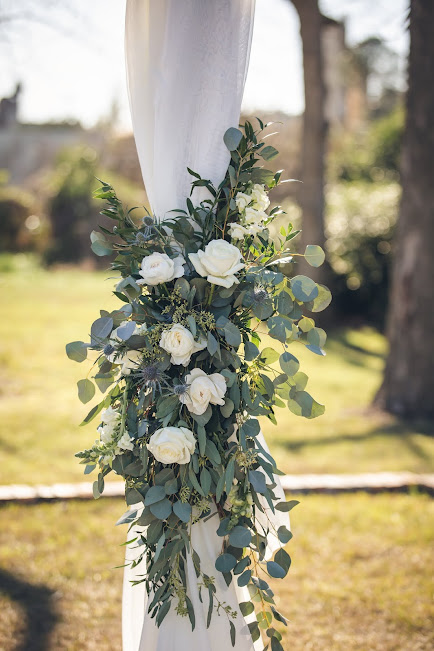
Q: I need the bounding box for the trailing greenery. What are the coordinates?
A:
[67,120,330,648]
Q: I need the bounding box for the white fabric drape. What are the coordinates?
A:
[123,2,289,649]
[125,0,255,220]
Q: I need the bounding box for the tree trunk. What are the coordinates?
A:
[292,0,327,283]
[375,0,434,419]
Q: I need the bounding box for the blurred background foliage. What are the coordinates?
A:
[0,99,404,330]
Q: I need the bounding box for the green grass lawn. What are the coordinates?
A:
[0,266,433,485]
[0,493,432,650]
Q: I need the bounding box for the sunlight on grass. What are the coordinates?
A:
[0,267,433,484]
[0,494,432,650]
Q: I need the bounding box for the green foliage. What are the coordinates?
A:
[326,181,399,329]
[0,184,45,254]
[67,120,330,644]
[44,146,99,265]
[329,106,404,183]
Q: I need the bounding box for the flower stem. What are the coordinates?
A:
[120,383,129,437]
[207,284,216,307]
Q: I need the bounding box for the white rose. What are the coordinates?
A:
[244,207,268,227]
[117,431,134,452]
[120,349,143,375]
[98,422,116,444]
[180,368,227,415]
[101,406,121,425]
[250,184,270,211]
[147,426,196,465]
[246,223,262,236]
[137,252,185,286]
[159,324,206,366]
[235,191,252,212]
[229,223,249,240]
[188,239,245,289]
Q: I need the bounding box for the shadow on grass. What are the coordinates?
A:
[326,331,385,369]
[0,568,59,651]
[278,420,433,461]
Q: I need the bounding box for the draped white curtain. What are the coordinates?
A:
[123,2,289,649]
[125,0,256,220]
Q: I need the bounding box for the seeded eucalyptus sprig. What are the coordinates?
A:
[67,120,331,649]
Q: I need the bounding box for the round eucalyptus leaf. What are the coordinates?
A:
[237,569,252,587]
[234,556,251,575]
[275,547,292,572]
[116,321,136,341]
[304,244,325,268]
[276,291,293,315]
[77,379,95,404]
[173,500,192,523]
[144,485,166,506]
[66,341,88,363]
[252,299,274,321]
[277,525,293,544]
[279,352,300,377]
[305,284,332,313]
[90,316,113,345]
[229,526,252,548]
[260,347,279,365]
[244,341,260,362]
[215,553,237,573]
[150,498,172,520]
[307,327,327,348]
[174,277,190,299]
[266,560,286,579]
[220,398,235,419]
[290,275,318,303]
[223,127,243,151]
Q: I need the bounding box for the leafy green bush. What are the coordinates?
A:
[329,106,404,183]
[44,146,99,265]
[43,146,148,266]
[325,181,400,328]
[0,184,45,253]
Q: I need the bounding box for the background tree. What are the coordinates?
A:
[291,0,327,284]
[375,0,434,419]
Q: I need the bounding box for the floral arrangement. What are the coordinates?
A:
[67,120,331,649]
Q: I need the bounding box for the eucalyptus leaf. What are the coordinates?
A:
[77,379,95,404]
[215,553,237,573]
[150,498,172,520]
[240,601,254,616]
[229,526,252,548]
[261,145,279,161]
[305,284,332,313]
[116,321,136,340]
[267,560,286,579]
[223,127,243,151]
[277,525,293,544]
[66,341,88,363]
[220,398,235,418]
[244,341,259,362]
[144,485,166,506]
[275,500,300,513]
[90,316,113,345]
[290,276,318,303]
[173,500,192,523]
[237,570,252,587]
[304,244,325,268]
[275,547,292,572]
[249,469,267,494]
[260,347,279,365]
[279,352,299,377]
